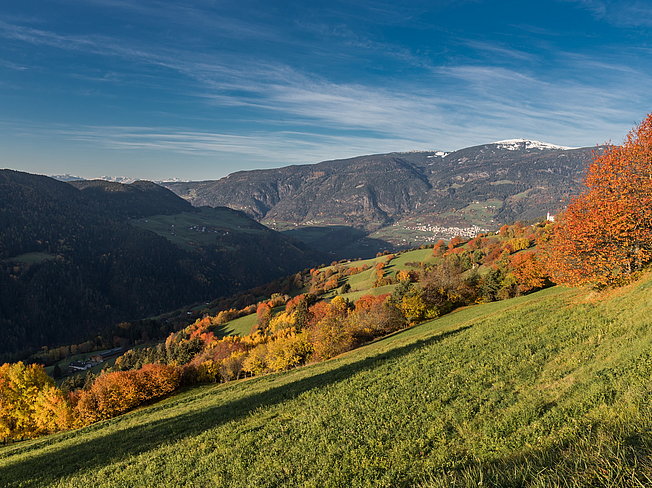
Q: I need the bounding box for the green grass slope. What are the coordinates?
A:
[218,248,435,335]
[3,277,652,487]
[339,248,438,294]
[131,207,269,250]
[217,313,259,337]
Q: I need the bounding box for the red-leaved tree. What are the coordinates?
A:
[547,113,652,287]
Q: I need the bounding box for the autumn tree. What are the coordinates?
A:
[219,352,247,381]
[499,224,511,237]
[308,315,354,360]
[256,302,273,330]
[396,270,412,283]
[398,286,429,323]
[432,239,446,257]
[347,294,405,342]
[308,297,354,360]
[33,385,73,435]
[290,294,317,329]
[265,330,313,371]
[507,237,531,252]
[510,251,548,293]
[268,311,297,333]
[308,301,332,327]
[548,114,652,287]
[421,256,475,315]
[242,343,270,375]
[448,236,464,249]
[0,362,71,441]
[73,364,180,425]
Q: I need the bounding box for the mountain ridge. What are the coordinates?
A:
[163,141,602,256]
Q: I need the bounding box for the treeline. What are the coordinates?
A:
[0,361,180,440]
[29,269,310,368]
[1,220,553,442]
[28,257,371,370]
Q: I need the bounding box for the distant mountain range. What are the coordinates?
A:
[0,170,323,359]
[164,139,601,257]
[50,174,185,185]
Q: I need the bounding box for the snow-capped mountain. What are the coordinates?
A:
[49,174,186,184]
[489,139,577,151]
[163,141,601,241]
[49,174,86,182]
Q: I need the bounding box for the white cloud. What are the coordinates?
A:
[0,14,648,176]
[565,0,652,27]
[36,124,432,171]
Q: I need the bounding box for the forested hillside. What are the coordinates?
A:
[0,171,323,360]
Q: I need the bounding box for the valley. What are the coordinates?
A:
[3,2,652,486]
[2,124,652,487]
[0,171,323,361]
[165,141,600,257]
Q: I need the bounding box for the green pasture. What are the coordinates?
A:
[4,275,652,486]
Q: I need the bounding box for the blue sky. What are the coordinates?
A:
[1,0,651,180]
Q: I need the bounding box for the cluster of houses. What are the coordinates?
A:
[66,347,124,374]
[403,224,488,241]
[188,224,230,235]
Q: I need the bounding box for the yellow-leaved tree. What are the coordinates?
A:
[0,362,71,441]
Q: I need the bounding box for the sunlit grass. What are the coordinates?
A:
[3,279,652,487]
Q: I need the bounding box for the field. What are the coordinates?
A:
[385,248,438,273]
[216,313,258,336]
[339,283,397,302]
[4,273,652,487]
[220,248,435,333]
[131,207,265,250]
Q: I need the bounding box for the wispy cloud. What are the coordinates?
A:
[54,0,283,42]
[49,125,429,166]
[565,0,652,27]
[0,9,647,177]
[462,40,536,62]
[0,58,28,70]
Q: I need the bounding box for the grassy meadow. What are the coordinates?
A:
[132,207,265,250]
[220,247,435,332]
[3,273,652,486]
[216,312,258,337]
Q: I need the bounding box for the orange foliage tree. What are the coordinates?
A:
[448,236,464,249]
[432,239,446,256]
[548,114,652,287]
[510,251,547,293]
[73,364,180,425]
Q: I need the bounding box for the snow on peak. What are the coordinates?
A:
[427,151,449,158]
[49,174,85,182]
[490,139,576,151]
[95,175,137,184]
